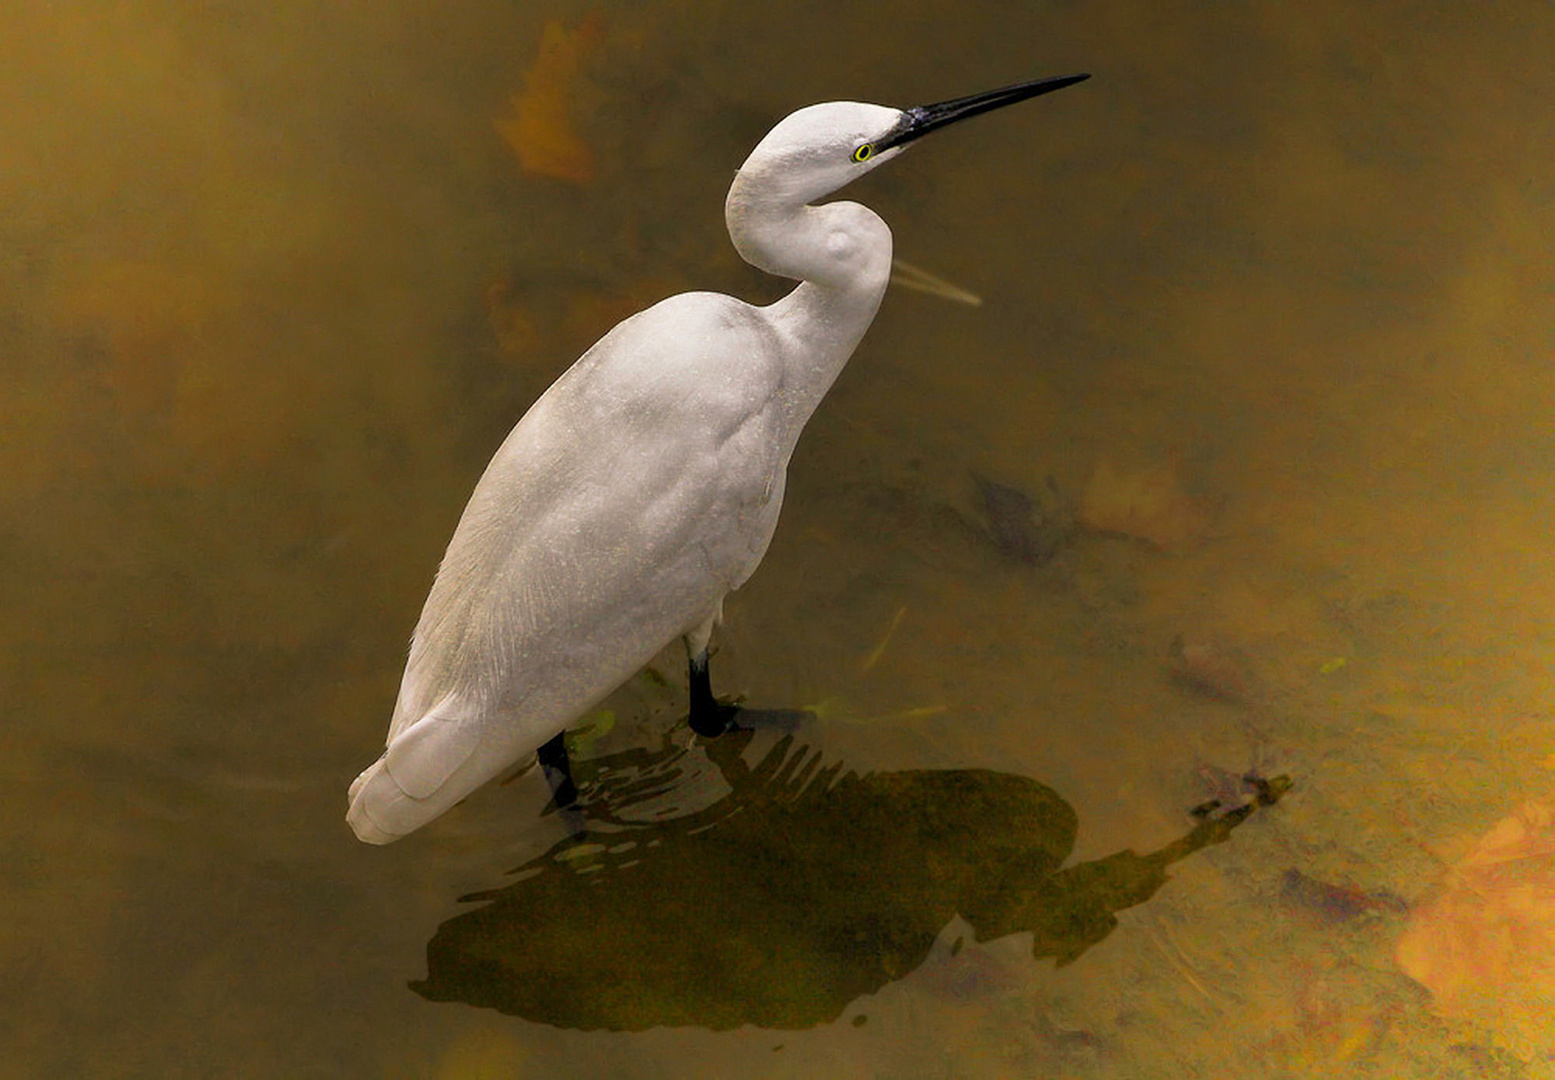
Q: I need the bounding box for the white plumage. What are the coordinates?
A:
[348,78,1086,844]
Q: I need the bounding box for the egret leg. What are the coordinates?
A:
[688,648,737,737]
[537,730,578,809]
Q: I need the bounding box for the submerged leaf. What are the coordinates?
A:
[1169,635,1255,703]
[1078,456,1209,551]
[495,14,605,184]
[1395,799,1555,1037]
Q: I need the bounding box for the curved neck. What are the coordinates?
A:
[725,171,893,436]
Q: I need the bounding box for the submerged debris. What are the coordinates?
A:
[1169,635,1255,704]
[1279,868,1408,923]
[972,473,1072,565]
[1189,769,1288,820]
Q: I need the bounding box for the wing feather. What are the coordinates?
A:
[354,293,790,842]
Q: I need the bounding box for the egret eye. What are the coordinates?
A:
[851,143,874,164]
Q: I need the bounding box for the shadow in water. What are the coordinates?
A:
[412,722,1288,1031]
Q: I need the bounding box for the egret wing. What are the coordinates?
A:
[387,294,786,761]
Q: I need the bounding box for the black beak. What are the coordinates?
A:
[875,73,1089,152]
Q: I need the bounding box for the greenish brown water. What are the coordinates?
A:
[3,1,1554,1076]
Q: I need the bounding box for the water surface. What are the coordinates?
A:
[3,1,1553,1075]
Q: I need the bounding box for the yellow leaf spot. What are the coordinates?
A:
[1077,456,1209,550]
[1319,657,1347,675]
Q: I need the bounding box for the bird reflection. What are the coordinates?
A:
[412,724,1288,1031]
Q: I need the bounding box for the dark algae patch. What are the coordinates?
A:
[972,473,1073,566]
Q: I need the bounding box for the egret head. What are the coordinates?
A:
[731,74,1091,208]
[735,101,908,207]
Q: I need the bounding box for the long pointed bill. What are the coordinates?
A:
[875,73,1089,152]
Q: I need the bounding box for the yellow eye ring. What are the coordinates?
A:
[851,143,874,163]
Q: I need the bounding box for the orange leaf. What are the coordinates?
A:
[1395,800,1555,1026]
[495,14,604,184]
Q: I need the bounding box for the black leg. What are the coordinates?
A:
[537,729,578,809]
[688,648,735,737]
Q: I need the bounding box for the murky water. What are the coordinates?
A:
[4,1,1554,1076]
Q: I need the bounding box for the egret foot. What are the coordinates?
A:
[688,649,740,737]
[537,730,579,810]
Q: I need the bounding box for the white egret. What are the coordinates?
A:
[348,73,1089,844]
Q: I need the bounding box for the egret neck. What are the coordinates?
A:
[725,175,892,438]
